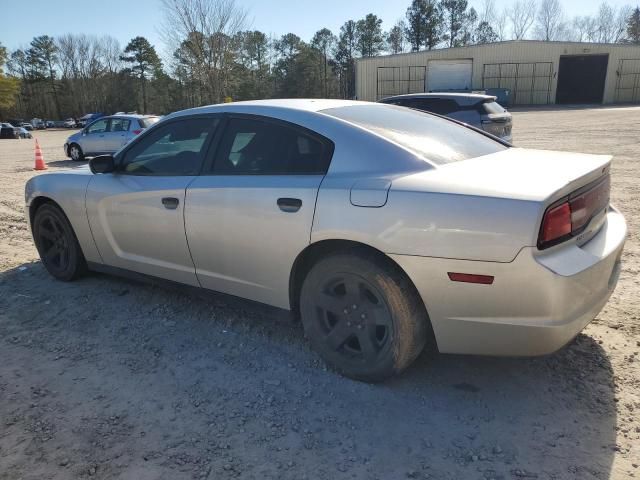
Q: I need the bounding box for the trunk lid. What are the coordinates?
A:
[394,147,611,203]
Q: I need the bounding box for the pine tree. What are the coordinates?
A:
[355,14,385,57]
[311,28,337,96]
[405,0,442,51]
[334,21,358,98]
[29,36,61,117]
[120,37,162,113]
[440,0,469,47]
[628,7,640,44]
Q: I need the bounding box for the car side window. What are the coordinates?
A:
[412,99,459,115]
[109,118,131,132]
[211,117,332,175]
[87,119,108,134]
[120,118,218,176]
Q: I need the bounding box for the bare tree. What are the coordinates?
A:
[572,16,594,41]
[495,8,509,40]
[534,0,564,40]
[595,2,616,42]
[508,0,537,39]
[478,0,496,25]
[161,0,247,103]
[614,5,633,42]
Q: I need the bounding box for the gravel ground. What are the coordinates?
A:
[0,108,638,480]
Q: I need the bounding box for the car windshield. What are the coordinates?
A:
[321,104,507,165]
[483,101,507,114]
[139,117,160,128]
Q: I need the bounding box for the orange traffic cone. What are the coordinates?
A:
[34,139,47,171]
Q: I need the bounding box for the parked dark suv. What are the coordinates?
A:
[379,93,512,143]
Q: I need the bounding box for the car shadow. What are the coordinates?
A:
[44,159,88,168]
[0,261,616,479]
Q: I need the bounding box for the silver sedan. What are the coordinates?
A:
[64,114,160,161]
[25,100,626,381]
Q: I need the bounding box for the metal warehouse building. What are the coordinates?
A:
[355,40,640,105]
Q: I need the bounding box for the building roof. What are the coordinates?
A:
[356,39,640,62]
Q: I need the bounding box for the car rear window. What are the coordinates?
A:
[139,117,160,128]
[483,101,506,114]
[322,104,507,165]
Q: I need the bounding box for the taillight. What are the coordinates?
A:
[539,202,571,248]
[132,129,142,135]
[538,176,610,250]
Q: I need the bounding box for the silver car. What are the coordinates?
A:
[25,100,626,382]
[379,93,513,143]
[64,114,160,161]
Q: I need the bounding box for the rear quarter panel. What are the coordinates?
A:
[25,172,102,263]
[312,175,541,263]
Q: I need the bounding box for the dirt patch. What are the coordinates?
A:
[0,111,638,479]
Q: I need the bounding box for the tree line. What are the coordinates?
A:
[1,0,640,120]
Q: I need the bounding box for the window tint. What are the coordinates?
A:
[87,119,108,134]
[109,118,131,132]
[383,98,459,115]
[212,117,331,175]
[410,98,459,115]
[322,104,507,165]
[121,118,217,176]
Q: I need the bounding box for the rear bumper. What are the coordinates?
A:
[390,206,626,356]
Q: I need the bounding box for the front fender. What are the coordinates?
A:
[26,172,102,264]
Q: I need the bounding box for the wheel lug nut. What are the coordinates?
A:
[361,314,366,319]
[347,321,352,327]
[343,308,349,314]
[352,304,357,310]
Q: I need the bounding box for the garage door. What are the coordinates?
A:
[614,59,640,103]
[427,60,472,92]
[556,55,608,104]
[482,62,553,105]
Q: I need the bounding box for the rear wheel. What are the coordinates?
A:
[69,143,84,161]
[33,204,86,281]
[300,252,429,382]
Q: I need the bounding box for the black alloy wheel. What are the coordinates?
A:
[300,252,430,382]
[33,204,86,281]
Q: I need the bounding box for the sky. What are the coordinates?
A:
[1,0,635,56]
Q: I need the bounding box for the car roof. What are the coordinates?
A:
[381,92,496,106]
[90,114,155,121]
[170,99,366,118]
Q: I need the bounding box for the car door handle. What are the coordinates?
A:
[162,197,179,210]
[277,198,302,213]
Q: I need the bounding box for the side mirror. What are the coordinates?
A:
[89,155,115,174]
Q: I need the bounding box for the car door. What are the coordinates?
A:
[102,118,131,152]
[185,115,334,309]
[81,118,110,155]
[86,116,220,286]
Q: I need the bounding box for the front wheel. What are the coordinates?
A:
[68,143,84,161]
[33,204,87,281]
[300,252,430,382]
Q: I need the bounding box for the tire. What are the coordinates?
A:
[69,143,84,161]
[300,251,430,382]
[33,203,87,281]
